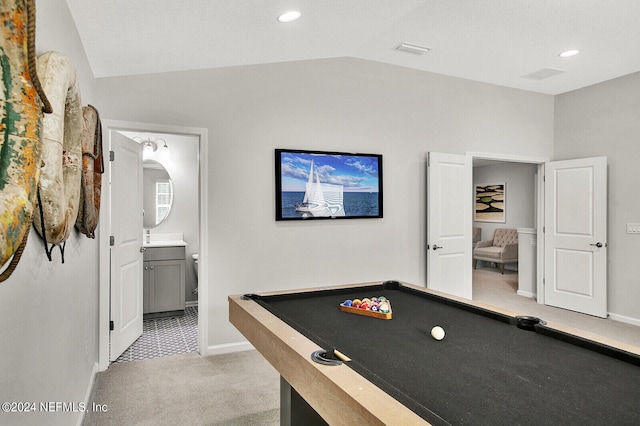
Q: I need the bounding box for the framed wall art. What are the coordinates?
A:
[474,183,506,222]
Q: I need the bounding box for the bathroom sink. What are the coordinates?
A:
[143,232,188,248]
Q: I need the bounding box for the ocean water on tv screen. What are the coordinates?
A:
[281,192,379,218]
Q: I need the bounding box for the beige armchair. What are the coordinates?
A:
[473,228,518,274]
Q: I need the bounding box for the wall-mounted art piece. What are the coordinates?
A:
[475,183,506,222]
[275,149,383,221]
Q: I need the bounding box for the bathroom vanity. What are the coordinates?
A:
[143,235,186,318]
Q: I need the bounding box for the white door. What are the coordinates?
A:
[427,153,473,299]
[109,132,144,361]
[544,157,607,317]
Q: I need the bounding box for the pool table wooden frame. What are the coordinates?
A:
[228,281,640,425]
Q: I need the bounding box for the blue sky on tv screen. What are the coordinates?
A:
[280,152,380,193]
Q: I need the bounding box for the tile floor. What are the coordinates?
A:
[114,306,198,363]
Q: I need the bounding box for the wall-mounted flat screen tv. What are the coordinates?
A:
[275,149,383,221]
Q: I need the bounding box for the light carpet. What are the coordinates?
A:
[84,350,279,426]
[472,266,640,347]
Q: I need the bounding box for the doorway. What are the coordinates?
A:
[98,120,209,371]
[471,158,540,300]
[467,152,549,303]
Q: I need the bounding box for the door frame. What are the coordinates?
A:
[98,120,209,371]
[467,152,549,305]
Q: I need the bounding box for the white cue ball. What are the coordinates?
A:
[431,326,445,341]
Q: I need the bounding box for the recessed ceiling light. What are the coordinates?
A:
[559,49,580,58]
[278,11,301,23]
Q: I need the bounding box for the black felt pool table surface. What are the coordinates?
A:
[253,283,640,425]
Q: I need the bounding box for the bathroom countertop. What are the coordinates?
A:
[143,232,188,248]
[143,240,188,248]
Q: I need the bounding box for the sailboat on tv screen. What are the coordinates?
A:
[294,160,345,218]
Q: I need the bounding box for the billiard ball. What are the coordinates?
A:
[343,300,353,307]
[360,302,370,310]
[431,326,445,341]
[352,299,361,308]
[379,302,390,313]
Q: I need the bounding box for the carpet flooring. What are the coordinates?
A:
[84,350,279,426]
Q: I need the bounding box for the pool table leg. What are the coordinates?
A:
[280,376,328,426]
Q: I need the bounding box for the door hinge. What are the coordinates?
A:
[110,150,115,161]
[109,321,114,331]
[110,236,115,246]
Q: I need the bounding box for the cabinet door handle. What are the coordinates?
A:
[150,266,154,270]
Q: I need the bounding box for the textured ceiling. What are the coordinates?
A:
[65,0,640,94]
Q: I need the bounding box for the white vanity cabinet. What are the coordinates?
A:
[143,246,186,316]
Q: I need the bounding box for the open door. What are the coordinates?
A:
[427,153,473,299]
[109,132,144,361]
[544,157,607,317]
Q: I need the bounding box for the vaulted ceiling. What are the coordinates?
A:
[66,0,640,95]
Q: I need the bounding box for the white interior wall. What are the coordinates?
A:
[93,58,554,349]
[0,1,99,425]
[554,71,640,324]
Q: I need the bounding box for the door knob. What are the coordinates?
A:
[590,242,603,248]
[140,246,147,253]
[432,245,442,250]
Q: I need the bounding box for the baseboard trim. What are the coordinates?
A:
[608,312,640,327]
[76,362,99,426]
[202,341,255,356]
[185,300,198,308]
[516,290,536,299]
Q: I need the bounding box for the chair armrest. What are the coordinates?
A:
[475,239,493,248]
[502,243,518,260]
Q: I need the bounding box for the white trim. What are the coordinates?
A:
[516,290,537,299]
[203,341,255,356]
[467,151,549,164]
[98,120,208,371]
[608,312,640,328]
[76,362,99,426]
[185,300,198,308]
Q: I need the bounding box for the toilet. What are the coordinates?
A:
[192,254,198,294]
[192,253,198,277]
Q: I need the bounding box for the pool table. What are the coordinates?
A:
[228,281,640,425]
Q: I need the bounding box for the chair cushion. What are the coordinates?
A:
[473,246,504,260]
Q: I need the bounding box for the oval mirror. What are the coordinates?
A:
[143,160,173,228]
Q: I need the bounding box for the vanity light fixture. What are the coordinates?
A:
[136,137,170,160]
[559,49,580,58]
[278,10,301,23]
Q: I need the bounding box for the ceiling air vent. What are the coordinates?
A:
[522,68,565,80]
[396,42,431,55]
